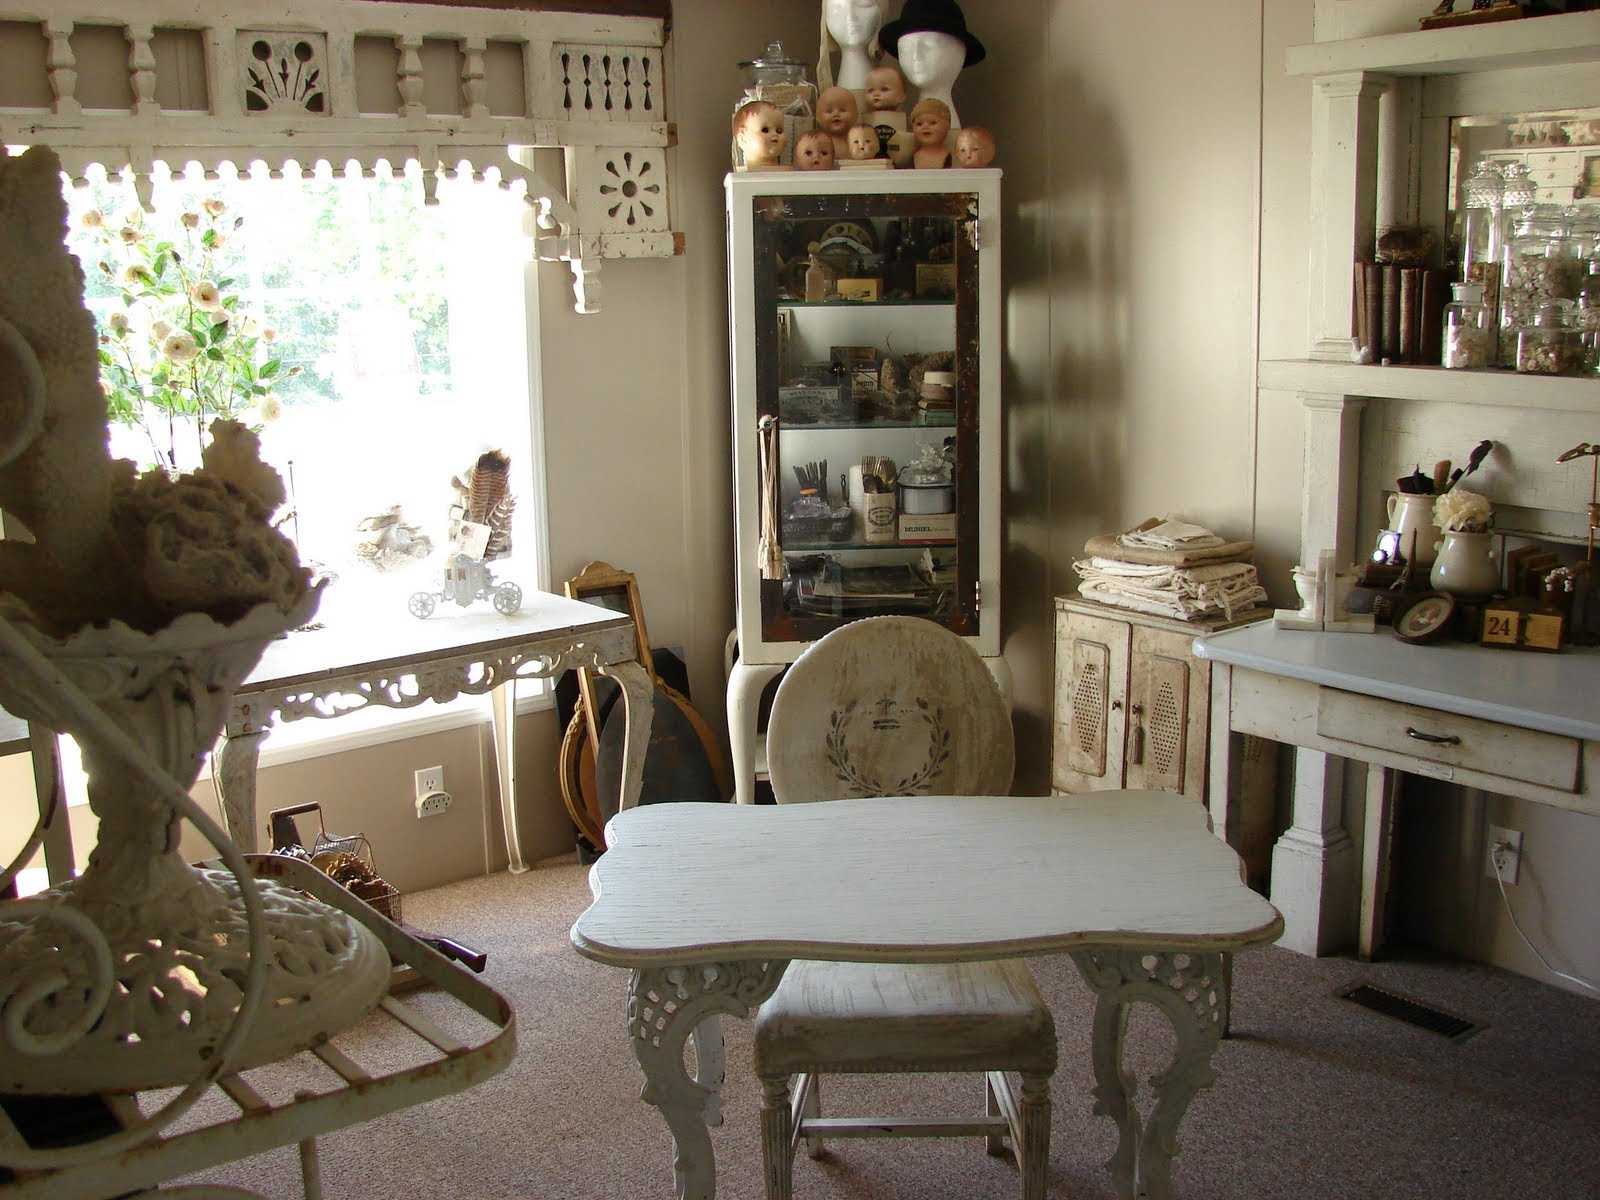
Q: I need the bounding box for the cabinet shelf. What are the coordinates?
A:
[779,414,957,431]
[785,539,956,552]
[1285,11,1600,77]
[777,299,955,310]
[1258,359,1600,414]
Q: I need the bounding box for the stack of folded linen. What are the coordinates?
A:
[1073,518,1269,622]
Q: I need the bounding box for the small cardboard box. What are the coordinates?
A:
[898,513,958,542]
[916,263,957,299]
[836,277,882,302]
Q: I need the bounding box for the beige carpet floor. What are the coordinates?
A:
[177,862,1600,1200]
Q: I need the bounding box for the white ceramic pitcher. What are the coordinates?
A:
[1386,492,1443,566]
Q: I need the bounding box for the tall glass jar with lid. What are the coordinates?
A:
[1460,161,1504,313]
[1499,206,1583,366]
[732,42,816,170]
[1442,281,1494,369]
[1580,261,1600,374]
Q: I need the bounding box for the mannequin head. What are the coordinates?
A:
[846,124,881,160]
[910,98,952,147]
[818,0,884,91]
[864,65,907,114]
[795,130,837,170]
[954,125,995,167]
[733,100,787,167]
[817,86,859,136]
[896,29,966,91]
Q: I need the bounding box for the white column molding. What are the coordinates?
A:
[1271,748,1357,955]
[126,23,158,117]
[1298,392,1366,570]
[43,18,79,117]
[1307,71,1389,361]
[461,36,488,119]
[396,34,425,118]
[1375,76,1421,237]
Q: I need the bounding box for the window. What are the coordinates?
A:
[63,161,549,763]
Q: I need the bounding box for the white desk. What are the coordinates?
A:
[217,592,654,870]
[1194,624,1600,958]
[573,792,1282,1200]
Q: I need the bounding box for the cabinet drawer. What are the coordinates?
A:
[1315,688,1580,793]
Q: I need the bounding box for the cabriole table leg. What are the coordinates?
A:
[629,959,789,1199]
[1070,948,1229,1200]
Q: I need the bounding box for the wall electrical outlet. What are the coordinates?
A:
[414,766,450,819]
[1486,825,1522,885]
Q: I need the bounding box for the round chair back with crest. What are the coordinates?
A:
[766,616,1013,803]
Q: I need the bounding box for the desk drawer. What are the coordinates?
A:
[1316,688,1580,793]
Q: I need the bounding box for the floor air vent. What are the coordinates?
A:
[1336,982,1482,1040]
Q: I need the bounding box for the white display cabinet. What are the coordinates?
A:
[724,169,1004,804]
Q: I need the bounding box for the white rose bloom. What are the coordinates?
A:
[120,264,150,286]
[151,319,172,341]
[190,280,225,311]
[203,198,227,217]
[261,326,278,343]
[81,208,105,229]
[106,311,130,336]
[258,394,284,423]
[162,332,200,364]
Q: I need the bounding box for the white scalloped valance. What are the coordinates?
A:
[0,0,679,311]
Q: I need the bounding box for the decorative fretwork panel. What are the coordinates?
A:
[1144,657,1189,793]
[553,42,661,123]
[0,1,679,312]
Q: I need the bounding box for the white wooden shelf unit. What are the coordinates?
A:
[1258,17,1600,956]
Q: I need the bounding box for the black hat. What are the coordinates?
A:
[880,0,987,68]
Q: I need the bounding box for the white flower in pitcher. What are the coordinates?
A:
[162,331,200,364]
[1434,488,1492,534]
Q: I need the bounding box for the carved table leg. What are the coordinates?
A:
[596,658,654,814]
[693,1016,726,1127]
[629,959,789,1200]
[1070,949,1228,1200]
[215,726,268,853]
[726,660,786,806]
[489,678,527,873]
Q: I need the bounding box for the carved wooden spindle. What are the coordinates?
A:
[461,36,487,118]
[126,23,159,116]
[396,35,424,118]
[44,18,80,117]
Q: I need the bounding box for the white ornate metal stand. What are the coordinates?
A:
[216,595,654,870]
[0,855,516,1200]
[0,592,393,1101]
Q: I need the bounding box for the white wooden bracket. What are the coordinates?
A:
[0,1,681,313]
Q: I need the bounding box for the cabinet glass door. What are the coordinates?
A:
[751,190,980,644]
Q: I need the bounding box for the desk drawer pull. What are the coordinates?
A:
[1405,727,1461,746]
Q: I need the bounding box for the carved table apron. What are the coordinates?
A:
[572,791,1283,1200]
[217,593,654,870]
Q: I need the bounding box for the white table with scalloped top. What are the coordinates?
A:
[572,790,1282,1200]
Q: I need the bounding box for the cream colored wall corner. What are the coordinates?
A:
[965,0,1271,792]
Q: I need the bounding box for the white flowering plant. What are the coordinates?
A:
[1433,487,1493,534]
[84,199,290,471]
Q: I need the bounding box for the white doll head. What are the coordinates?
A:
[954,125,995,167]
[733,100,787,167]
[846,124,881,160]
[795,130,837,170]
[817,86,859,137]
[864,65,907,114]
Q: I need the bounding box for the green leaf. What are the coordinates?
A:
[259,359,281,379]
[210,321,230,342]
[206,346,224,362]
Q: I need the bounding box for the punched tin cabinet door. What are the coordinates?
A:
[1052,608,1130,793]
[1124,626,1211,803]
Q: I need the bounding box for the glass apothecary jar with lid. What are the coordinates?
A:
[732,42,816,170]
[1460,160,1505,298]
[1516,300,1582,376]
[1442,282,1494,369]
[1499,206,1583,366]
[1567,208,1600,263]
[1580,261,1600,374]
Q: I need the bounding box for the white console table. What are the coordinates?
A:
[1195,623,1600,959]
[216,592,654,870]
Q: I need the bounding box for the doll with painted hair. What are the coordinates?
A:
[910,98,953,169]
[733,100,790,170]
